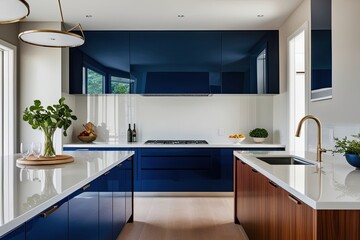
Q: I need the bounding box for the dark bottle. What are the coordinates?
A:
[127,124,132,143]
[132,124,137,142]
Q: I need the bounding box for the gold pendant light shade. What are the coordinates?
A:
[18,0,85,48]
[19,27,85,48]
[0,0,30,24]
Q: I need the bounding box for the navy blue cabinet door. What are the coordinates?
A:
[69,31,130,94]
[124,158,133,223]
[1,225,25,240]
[68,182,99,240]
[221,31,279,94]
[26,199,68,240]
[110,163,126,239]
[97,173,113,240]
[139,148,221,191]
[130,31,222,94]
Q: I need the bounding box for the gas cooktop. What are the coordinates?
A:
[144,140,208,144]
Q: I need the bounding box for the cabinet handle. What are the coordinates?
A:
[251,168,258,173]
[288,195,301,205]
[41,205,59,218]
[269,181,278,188]
[116,164,123,168]
[76,149,89,151]
[240,161,246,165]
[82,184,91,191]
[103,171,110,176]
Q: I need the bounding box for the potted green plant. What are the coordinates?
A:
[249,128,269,143]
[23,97,77,157]
[330,134,360,169]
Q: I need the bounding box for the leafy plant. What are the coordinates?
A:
[330,133,360,156]
[23,97,77,137]
[249,128,269,138]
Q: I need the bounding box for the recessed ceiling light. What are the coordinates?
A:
[257,14,264,18]
[178,14,185,18]
[86,15,93,18]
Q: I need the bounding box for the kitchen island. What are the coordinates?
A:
[0,150,134,240]
[234,151,360,240]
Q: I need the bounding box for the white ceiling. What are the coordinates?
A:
[24,0,304,30]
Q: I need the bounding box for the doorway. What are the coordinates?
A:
[288,25,308,153]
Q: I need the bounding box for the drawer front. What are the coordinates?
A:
[141,156,212,170]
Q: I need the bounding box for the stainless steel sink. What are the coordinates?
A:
[256,157,315,165]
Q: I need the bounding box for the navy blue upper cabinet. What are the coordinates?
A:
[221,31,279,94]
[69,31,279,94]
[130,31,222,94]
[311,0,332,101]
[69,31,130,94]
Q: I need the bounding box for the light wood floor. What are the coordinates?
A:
[118,197,248,240]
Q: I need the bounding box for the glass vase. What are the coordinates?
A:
[41,127,56,158]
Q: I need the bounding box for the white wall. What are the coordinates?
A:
[69,94,274,144]
[19,22,63,152]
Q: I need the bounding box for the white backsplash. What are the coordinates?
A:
[65,94,275,144]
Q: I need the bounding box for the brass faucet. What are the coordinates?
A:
[295,115,326,162]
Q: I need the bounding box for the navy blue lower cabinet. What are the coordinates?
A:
[68,182,99,240]
[26,199,68,240]
[124,158,133,223]
[139,148,222,191]
[110,163,126,239]
[1,225,25,240]
[97,172,113,240]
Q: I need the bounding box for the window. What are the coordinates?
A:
[0,40,16,157]
[111,76,131,94]
[83,67,105,94]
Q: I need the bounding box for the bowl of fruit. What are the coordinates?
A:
[229,134,246,144]
[78,122,97,143]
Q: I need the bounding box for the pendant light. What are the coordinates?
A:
[0,0,30,24]
[18,0,85,48]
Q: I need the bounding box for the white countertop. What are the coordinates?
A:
[64,141,285,149]
[0,151,134,237]
[234,151,360,210]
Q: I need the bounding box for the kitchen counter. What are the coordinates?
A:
[0,150,134,237]
[234,151,360,209]
[64,141,285,149]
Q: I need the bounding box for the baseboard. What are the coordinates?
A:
[134,192,233,197]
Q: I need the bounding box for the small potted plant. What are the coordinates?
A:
[249,128,268,143]
[330,134,360,169]
[23,97,77,157]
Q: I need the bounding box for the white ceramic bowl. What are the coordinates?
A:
[229,137,246,144]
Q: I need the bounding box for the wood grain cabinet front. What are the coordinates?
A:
[234,157,360,240]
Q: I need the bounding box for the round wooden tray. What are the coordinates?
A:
[17,154,74,165]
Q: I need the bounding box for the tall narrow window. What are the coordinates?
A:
[0,40,16,156]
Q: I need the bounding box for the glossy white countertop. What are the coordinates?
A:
[234,151,360,210]
[64,141,285,149]
[0,151,134,237]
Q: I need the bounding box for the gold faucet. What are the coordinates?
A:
[295,115,326,162]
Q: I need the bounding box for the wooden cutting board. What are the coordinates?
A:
[17,155,74,165]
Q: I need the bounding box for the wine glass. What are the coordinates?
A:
[32,142,42,159]
[20,143,30,160]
